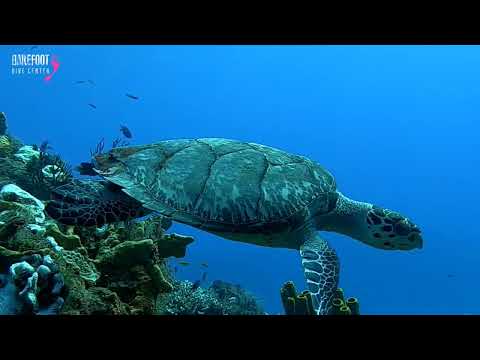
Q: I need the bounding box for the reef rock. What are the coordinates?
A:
[8,254,66,314]
[45,222,82,251]
[14,145,40,163]
[0,135,13,158]
[61,287,128,315]
[96,239,154,270]
[0,158,28,190]
[0,184,45,224]
[56,250,100,285]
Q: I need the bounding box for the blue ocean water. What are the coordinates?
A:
[1,45,479,315]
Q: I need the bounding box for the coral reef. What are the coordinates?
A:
[15,145,40,163]
[45,223,83,251]
[7,254,66,314]
[0,113,72,200]
[0,158,29,191]
[0,135,13,158]
[0,111,268,316]
[0,112,6,136]
[1,183,45,224]
[210,280,265,315]
[0,177,267,316]
[24,150,73,200]
[156,280,224,315]
[156,279,265,315]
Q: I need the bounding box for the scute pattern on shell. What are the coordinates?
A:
[98,138,337,227]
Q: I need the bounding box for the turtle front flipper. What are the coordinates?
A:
[300,233,340,315]
[45,180,149,227]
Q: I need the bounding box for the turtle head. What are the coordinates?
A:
[363,206,423,250]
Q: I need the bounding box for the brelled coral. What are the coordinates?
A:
[280,281,361,315]
[280,281,315,315]
[330,288,360,315]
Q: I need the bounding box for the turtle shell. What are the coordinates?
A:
[94,138,338,234]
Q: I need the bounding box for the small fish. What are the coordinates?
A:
[178,261,190,266]
[191,280,201,291]
[126,93,139,100]
[201,262,209,268]
[88,104,97,109]
[75,162,97,176]
[120,125,133,139]
[447,274,455,278]
[201,272,207,282]
[76,80,95,86]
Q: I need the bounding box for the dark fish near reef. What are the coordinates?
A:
[88,104,97,109]
[75,162,98,176]
[174,266,178,273]
[191,280,201,292]
[126,94,139,100]
[201,262,208,268]
[178,261,190,266]
[39,140,53,153]
[120,125,133,139]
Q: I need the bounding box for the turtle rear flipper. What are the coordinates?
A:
[300,233,339,315]
[45,180,148,227]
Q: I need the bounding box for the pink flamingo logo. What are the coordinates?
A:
[44,55,60,82]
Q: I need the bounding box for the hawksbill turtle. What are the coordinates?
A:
[45,138,423,315]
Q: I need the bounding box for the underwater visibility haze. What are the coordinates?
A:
[0,45,478,315]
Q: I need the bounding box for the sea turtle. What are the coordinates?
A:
[45,138,423,315]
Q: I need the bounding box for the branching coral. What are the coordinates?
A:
[156,279,265,315]
[24,150,73,200]
[156,280,224,315]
